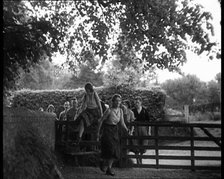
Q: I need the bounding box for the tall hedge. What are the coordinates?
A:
[3,107,58,179]
[11,86,166,120]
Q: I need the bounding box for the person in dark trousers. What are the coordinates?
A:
[97,94,128,176]
[132,96,151,164]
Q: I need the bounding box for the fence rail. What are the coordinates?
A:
[55,120,221,170]
[122,121,221,170]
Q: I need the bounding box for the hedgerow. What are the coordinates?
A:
[11,86,166,120]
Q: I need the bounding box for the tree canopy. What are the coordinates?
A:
[3,0,221,95]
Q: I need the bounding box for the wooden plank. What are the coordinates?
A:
[127,122,221,128]
[155,126,159,169]
[190,126,195,171]
[199,127,221,147]
[66,151,99,156]
[55,121,221,128]
[132,164,221,170]
[125,145,221,151]
[126,155,221,160]
[124,136,221,141]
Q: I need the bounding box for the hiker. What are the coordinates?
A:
[97,94,129,176]
[75,82,103,144]
[132,96,151,164]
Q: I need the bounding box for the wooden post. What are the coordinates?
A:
[190,126,195,171]
[155,126,159,169]
[184,105,189,123]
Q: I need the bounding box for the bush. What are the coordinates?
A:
[3,124,58,179]
[11,86,166,121]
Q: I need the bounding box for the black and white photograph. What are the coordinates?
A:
[3,0,221,178]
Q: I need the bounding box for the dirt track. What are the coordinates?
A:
[61,166,221,179]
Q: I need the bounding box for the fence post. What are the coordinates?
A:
[190,126,195,171]
[184,105,189,123]
[155,125,159,169]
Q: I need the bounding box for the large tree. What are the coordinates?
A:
[161,74,207,106]
[4,0,220,95]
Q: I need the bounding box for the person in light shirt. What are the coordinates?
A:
[97,94,128,176]
[75,82,103,144]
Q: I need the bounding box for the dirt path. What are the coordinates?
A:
[61,166,221,179]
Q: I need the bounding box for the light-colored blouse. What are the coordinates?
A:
[103,108,124,125]
[81,91,101,109]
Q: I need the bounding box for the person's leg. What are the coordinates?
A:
[135,152,140,164]
[106,158,115,176]
[99,158,107,172]
[78,120,85,138]
[139,153,143,164]
[75,120,84,144]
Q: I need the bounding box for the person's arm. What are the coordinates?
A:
[120,109,128,132]
[130,110,136,135]
[94,91,103,117]
[79,94,87,113]
[96,108,110,141]
[144,108,151,135]
[59,112,62,121]
[121,104,128,124]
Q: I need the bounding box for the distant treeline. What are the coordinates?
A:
[189,103,220,113]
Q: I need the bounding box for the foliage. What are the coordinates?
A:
[3,124,57,179]
[161,74,206,106]
[64,51,104,89]
[215,72,221,85]
[3,0,61,95]
[3,0,220,95]
[102,34,157,87]
[161,73,221,108]
[11,86,166,120]
[16,59,72,90]
[206,80,220,104]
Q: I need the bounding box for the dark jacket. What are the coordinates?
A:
[132,107,150,122]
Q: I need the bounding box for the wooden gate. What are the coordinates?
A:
[122,121,221,171]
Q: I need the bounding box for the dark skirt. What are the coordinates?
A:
[101,124,120,160]
[76,108,100,128]
[132,126,149,154]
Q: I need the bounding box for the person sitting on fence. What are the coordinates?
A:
[132,96,151,164]
[74,82,103,144]
[97,94,129,176]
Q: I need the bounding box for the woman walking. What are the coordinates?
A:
[97,94,128,176]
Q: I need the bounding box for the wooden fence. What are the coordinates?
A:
[55,121,221,170]
[123,121,221,170]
